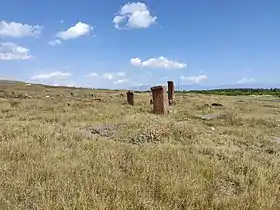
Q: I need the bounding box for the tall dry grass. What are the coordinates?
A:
[1,83,280,209]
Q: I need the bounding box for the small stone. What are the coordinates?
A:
[211,103,223,107]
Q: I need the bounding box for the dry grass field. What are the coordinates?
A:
[1,82,280,209]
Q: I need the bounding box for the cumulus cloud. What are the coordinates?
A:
[56,22,93,40]
[237,77,256,84]
[130,56,187,69]
[113,2,157,29]
[31,71,72,81]
[180,74,208,84]
[0,20,42,38]
[0,42,32,60]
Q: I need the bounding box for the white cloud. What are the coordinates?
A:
[130,56,187,69]
[0,21,42,38]
[237,77,256,84]
[130,57,142,66]
[31,71,71,80]
[56,22,93,40]
[0,42,32,60]
[48,39,62,46]
[87,72,126,80]
[113,79,129,85]
[87,72,99,77]
[52,82,79,87]
[113,2,157,29]
[180,74,208,84]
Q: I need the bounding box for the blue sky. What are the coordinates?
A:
[0,0,280,89]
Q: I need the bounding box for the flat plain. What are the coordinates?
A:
[1,82,280,209]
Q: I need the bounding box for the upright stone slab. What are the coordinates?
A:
[150,86,168,114]
[167,81,174,105]
[167,81,174,99]
[126,91,134,106]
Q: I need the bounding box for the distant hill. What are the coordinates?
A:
[128,83,280,91]
[1,79,280,91]
[0,79,24,84]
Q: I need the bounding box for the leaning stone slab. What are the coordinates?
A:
[195,113,226,120]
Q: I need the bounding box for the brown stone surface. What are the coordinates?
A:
[126,91,134,106]
[167,81,174,101]
[150,86,168,114]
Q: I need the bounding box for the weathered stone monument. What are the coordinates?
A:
[150,86,168,114]
[167,81,174,100]
[167,81,174,105]
[126,91,134,106]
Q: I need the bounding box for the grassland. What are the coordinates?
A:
[1,82,280,209]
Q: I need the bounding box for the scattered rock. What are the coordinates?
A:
[71,92,74,96]
[66,103,71,107]
[45,89,50,92]
[46,95,50,98]
[196,113,227,120]
[211,103,223,107]
[269,137,280,143]
[150,99,153,104]
[120,93,124,97]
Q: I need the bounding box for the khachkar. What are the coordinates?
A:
[126,91,134,106]
[150,85,168,114]
[167,81,174,105]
